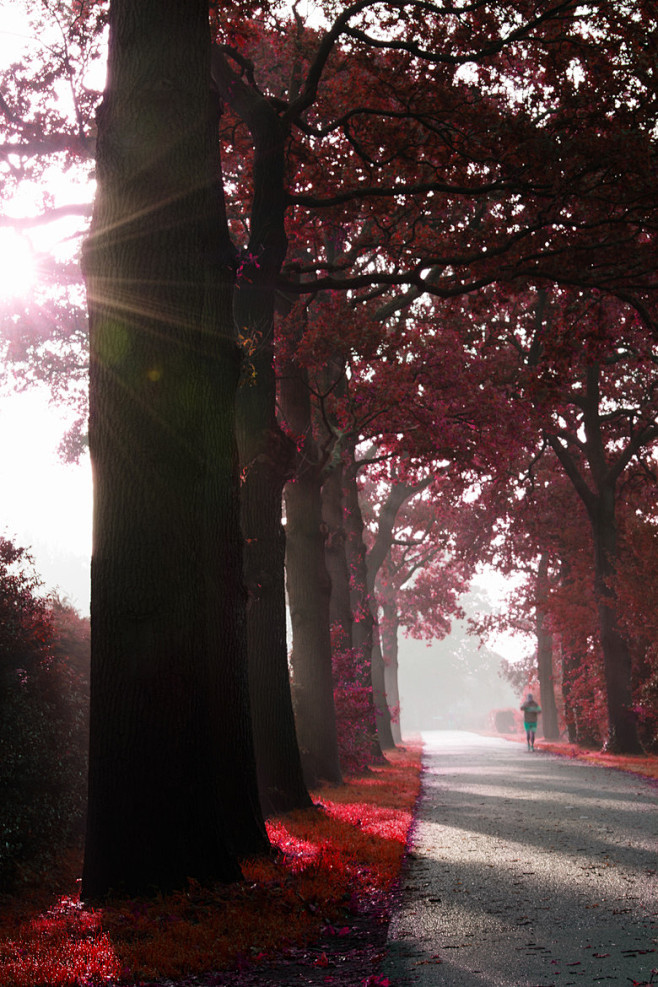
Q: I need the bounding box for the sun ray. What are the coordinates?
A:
[0,228,36,300]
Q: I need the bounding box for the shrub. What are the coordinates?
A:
[0,540,89,890]
[332,641,376,775]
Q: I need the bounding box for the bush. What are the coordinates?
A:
[332,641,376,775]
[0,539,89,890]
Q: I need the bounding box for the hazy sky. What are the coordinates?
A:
[0,389,91,611]
[0,3,95,611]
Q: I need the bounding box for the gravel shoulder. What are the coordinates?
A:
[382,730,658,987]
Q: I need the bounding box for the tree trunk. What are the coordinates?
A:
[343,462,383,760]
[535,554,559,740]
[234,293,311,814]
[82,0,267,899]
[322,462,353,652]
[214,47,311,815]
[324,454,386,771]
[238,415,311,814]
[380,599,402,745]
[285,471,342,785]
[281,351,342,786]
[371,623,396,750]
[560,642,579,743]
[536,619,559,739]
[592,490,643,753]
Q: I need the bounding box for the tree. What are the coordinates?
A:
[211,26,312,811]
[210,0,657,781]
[545,358,655,754]
[279,300,342,785]
[81,0,268,899]
[520,290,657,752]
[453,283,658,752]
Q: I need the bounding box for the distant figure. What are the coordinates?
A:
[520,694,541,751]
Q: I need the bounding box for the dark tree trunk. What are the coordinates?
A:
[234,293,311,814]
[281,351,342,786]
[343,462,384,760]
[592,490,642,753]
[371,624,396,750]
[317,358,353,653]
[560,641,578,743]
[536,620,559,739]
[213,49,311,815]
[535,554,559,740]
[285,469,342,785]
[238,405,311,813]
[380,599,402,746]
[344,465,375,665]
[322,462,353,652]
[82,0,267,899]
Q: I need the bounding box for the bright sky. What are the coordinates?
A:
[0,388,92,611]
[0,220,93,612]
[0,2,96,612]
[0,212,92,613]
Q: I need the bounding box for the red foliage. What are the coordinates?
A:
[0,748,421,986]
[0,897,120,987]
[332,632,377,775]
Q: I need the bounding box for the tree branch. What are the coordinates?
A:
[546,433,596,516]
[0,203,92,228]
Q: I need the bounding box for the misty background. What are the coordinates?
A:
[397,589,521,737]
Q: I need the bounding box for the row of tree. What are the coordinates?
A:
[0,0,656,898]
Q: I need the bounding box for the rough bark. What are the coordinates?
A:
[281,353,342,786]
[213,48,311,814]
[82,0,267,899]
[238,415,311,813]
[234,298,311,813]
[591,491,642,753]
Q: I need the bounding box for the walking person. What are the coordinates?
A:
[521,693,541,750]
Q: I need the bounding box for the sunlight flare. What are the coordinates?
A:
[0,228,36,300]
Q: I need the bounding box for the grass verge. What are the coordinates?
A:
[0,745,421,986]
[498,732,658,781]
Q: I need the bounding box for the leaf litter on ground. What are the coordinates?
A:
[0,745,421,987]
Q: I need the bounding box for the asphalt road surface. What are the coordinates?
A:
[382,731,657,987]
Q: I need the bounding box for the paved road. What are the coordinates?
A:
[382,731,657,987]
